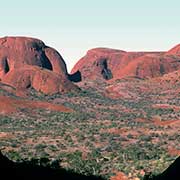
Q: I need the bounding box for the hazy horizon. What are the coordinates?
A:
[1,0,180,72]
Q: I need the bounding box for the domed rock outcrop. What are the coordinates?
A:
[0,36,78,94]
[71,48,126,81]
[167,44,180,56]
[71,45,180,81]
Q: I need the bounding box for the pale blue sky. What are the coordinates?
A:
[0,0,180,71]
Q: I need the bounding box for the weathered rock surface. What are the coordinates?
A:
[0,36,78,94]
[167,44,180,56]
[71,46,180,81]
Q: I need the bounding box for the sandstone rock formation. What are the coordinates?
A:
[71,46,180,81]
[71,48,126,81]
[0,36,78,94]
[167,44,180,56]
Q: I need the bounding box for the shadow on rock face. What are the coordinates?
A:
[97,58,113,80]
[0,37,78,95]
[0,151,105,180]
[68,70,82,82]
[143,156,180,180]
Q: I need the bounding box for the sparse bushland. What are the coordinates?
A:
[1,79,180,178]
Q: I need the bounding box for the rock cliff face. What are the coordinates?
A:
[0,37,78,94]
[71,48,126,81]
[71,46,180,81]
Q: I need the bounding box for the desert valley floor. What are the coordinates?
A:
[0,37,180,180]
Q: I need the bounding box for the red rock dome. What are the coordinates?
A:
[167,44,180,56]
[71,46,180,81]
[0,36,78,94]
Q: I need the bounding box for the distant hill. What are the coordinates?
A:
[0,36,78,95]
[71,45,180,82]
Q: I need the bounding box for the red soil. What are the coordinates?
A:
[168,148,180,156]
[110,172,128,180]
[0,95,72,115]
[0,132,12,139]
[152,117,180,126]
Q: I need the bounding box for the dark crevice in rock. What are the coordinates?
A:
[26,83,31,89]
[41,53,53,71]
[101,68,113,80]
[3,58,10,74]
[136,66,140,77]
[97,59,113,80]
[68,70,82,82]
[160,64,165,75]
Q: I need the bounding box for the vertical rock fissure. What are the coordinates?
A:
[4,58,10,74]
[41,53,53,71]
[99,59,113,80]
